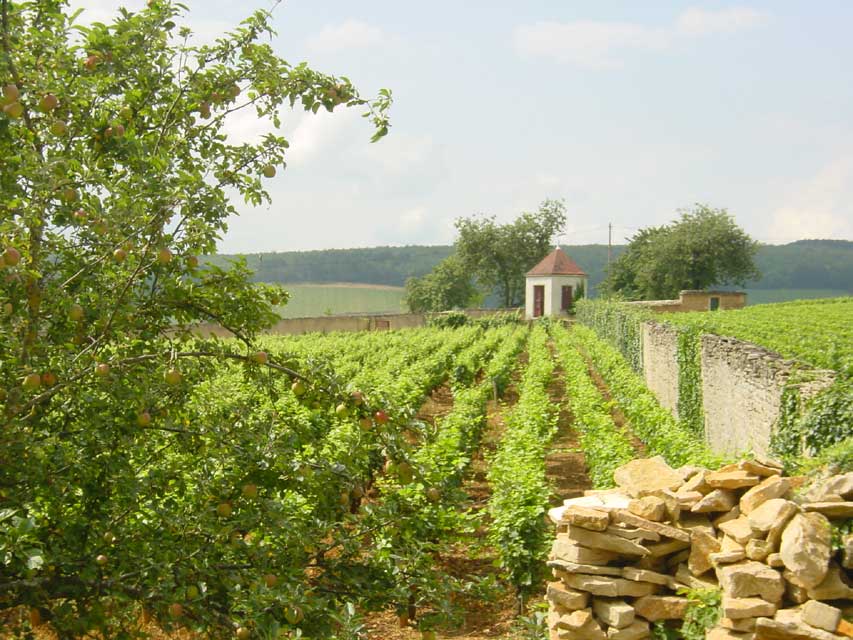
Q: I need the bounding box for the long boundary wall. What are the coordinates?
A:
[640,321,680,417]
[194,307,519,338]
[638,321,835,458]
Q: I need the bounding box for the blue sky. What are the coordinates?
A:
[72,1,853,251]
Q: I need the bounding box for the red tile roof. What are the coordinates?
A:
[526,247,587,277]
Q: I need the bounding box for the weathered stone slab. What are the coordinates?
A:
[605,619,650,640]
[605,525,660,542]
[740,476,790,514]
[555,608,593,631]
[766,553,784,568]
[747,499,797,535]
[547,581,590,611]
[711,550,747,565]
[681,469,711,494]
[843,533,853,570]
[609,510,691,542]
[714,506,741,527]
[628,496,666,522]
[722,535,745,552]
[621,567,670,586]
[706,470,761,490]
[549,560,623,577]
[717,562,785,602]
[803,472,853,502]
[720,616,758,632]
[754,615,840,640]
[563,505,611,531]
[550,492,632,525]
[592,598,634,629]
[779,512,832,589]
[806,564,853,600]
[802,501,853,518]
[552,535,619,565]
[564,525,650,556]
[745,539,773,562]
[677,512,714,534]
[675,490,703,508]
[719,516,758,545]
[673,563,719,590]
[613,457,683,498]
[633,595,689,621]
[688,529,720,576]
[644,538,690,558]
[738,459,782,477]
[801,600,842,633]
[651,489,682,522]
[692,489,737,513]
[560,574,658,598]
[722,596,777,619]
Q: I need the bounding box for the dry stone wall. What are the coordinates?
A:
[641,322,680,418]
[698,335,834,459]
[545,456,853,640]
[636,322,835,458]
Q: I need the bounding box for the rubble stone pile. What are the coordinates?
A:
[545,456,852,639]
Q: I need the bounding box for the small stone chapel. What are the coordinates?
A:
[524,247,588,319]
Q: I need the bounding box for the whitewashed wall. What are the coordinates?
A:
[524,275,587,319]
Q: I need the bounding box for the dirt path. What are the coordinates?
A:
[545,359,592,506]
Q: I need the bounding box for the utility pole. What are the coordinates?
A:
[608,223,612,268]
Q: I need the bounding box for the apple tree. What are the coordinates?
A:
[0,0,391,636]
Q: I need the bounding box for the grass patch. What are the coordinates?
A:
[273,282,406,317]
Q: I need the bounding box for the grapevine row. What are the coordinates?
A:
[551,324,635,488]
[570,324,722,468]
[486,325,557,605]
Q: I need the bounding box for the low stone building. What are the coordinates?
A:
[525,248,589,319]
[625,289,746,313]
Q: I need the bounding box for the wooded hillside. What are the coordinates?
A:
[209,240,853,296]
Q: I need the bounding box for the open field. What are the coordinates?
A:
[744,288,851,305]
[273,282,407,317]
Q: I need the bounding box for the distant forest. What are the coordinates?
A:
[207,239,853,295]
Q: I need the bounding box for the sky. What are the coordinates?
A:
[69,1,853,252]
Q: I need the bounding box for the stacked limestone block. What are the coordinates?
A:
[545,456,853,640]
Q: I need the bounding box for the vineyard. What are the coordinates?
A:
[3,311,766,639]
[2,1,851,639]
[577,297,853,467]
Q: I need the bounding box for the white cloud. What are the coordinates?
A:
[676,7,768,36]
[513,20,668,69]
[307,19,387,54]
[283,107,363,167]
[514,7,768,68]
[767,155,853,242]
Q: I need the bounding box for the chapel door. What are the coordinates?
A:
[561,285,573,311]
[533,285,545,317]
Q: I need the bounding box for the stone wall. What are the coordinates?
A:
[634,323,836,458]
[545,457,853,640]
[626,290,747,314]
[641,322,680,418]
[699,336,835,459]
[193,307,520,337]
